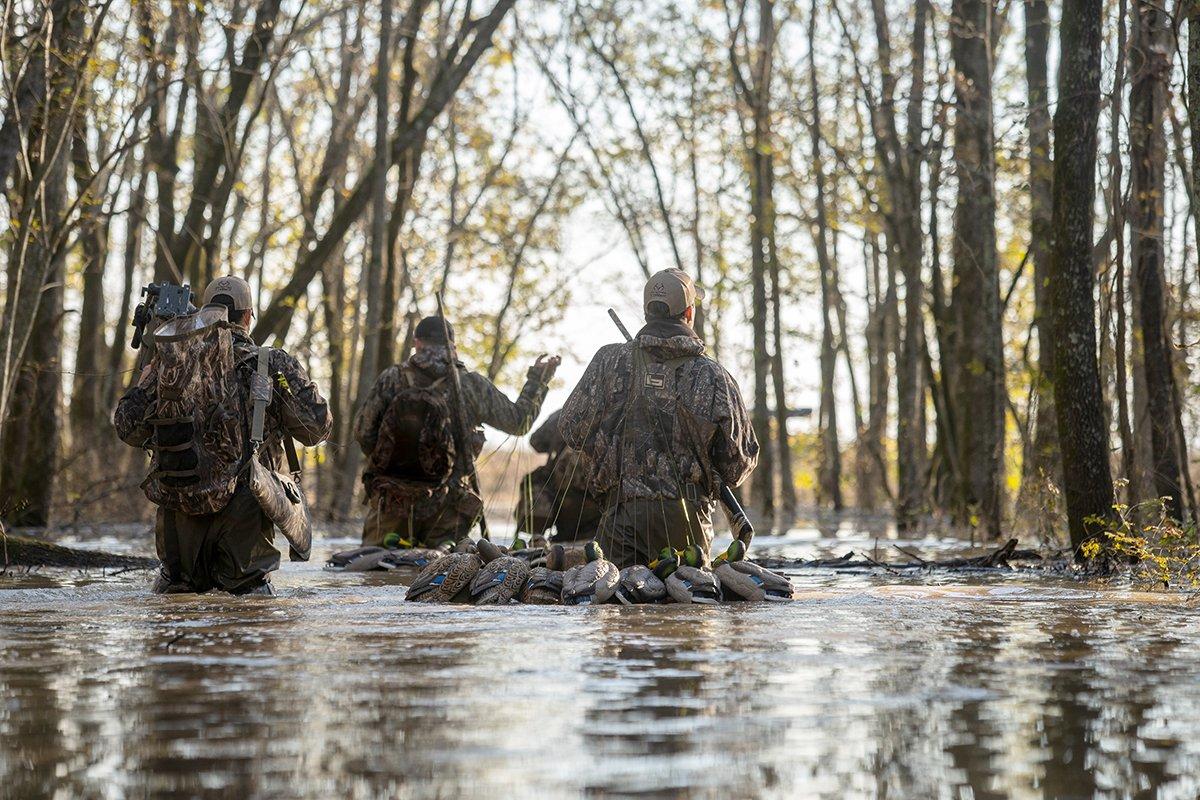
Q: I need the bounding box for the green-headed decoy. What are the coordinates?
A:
[664,544,721,604]
[712,540,794,601]
[561,541,620,605]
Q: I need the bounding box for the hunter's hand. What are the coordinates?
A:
[529,354,562,384]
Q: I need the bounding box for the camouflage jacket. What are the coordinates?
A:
[114,329,333,472]
[354,344,551,481]
[560,319,758,502]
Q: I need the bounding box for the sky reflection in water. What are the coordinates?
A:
[2,529,1200,799]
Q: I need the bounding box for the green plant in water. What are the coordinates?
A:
[1081,496,1200,589]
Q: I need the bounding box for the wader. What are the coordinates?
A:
[152,481,279,595]
[595,347,715,568]
[596,495,714,569]
[361,485,479,548]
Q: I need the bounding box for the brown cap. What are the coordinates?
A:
[201,276,254,312]
[643,269,704,316]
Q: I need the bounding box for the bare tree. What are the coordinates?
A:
[1049,0,1115,553]
[1129,0,1183,519]
[949,0,1003,538]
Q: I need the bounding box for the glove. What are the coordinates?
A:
[527,354,561,385]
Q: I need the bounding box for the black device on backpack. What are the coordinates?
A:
[130,283,195,349]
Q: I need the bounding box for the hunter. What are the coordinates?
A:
[559,269,758,568]
[114,276,333,595]
[354,315,560,547]
[514,409,602,542]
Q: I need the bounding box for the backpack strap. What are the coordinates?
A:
[250,346,272,446]
[283,435,301,477]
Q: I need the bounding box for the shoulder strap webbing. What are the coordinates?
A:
[250,346,271,445]
[283,435,301,476]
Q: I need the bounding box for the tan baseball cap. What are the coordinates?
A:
[201,276,254,312]
[643,269,705,316]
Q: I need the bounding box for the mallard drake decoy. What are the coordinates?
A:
[470,539,532,605]
[406,551,483,603]
[386,547,448,569]
[325,546,393,572]
[650,546,680,580]
[664,544,721,604]
[382,532,414,549]
[520,566,564,604]
[614,564,667,605]
[712,540,794,601]
[561,541,620,605]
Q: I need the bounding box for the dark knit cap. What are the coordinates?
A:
[414,315,454,343]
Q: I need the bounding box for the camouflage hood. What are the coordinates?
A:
[407,344,460,379]
[634,319,705,360]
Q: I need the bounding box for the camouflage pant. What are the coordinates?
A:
[515,463,603,542]
[361,490,477,548]
[153,482,279,594]
[595,496,714,569]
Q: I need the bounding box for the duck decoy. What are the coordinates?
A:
[614,564,667,605]
[664,544,722,604]
[520,566,565,604]
[470,539,532,605]
[324,546,393,572]
[386,547,450,569]
[649,547,680,580]
[561,541,620,605]
[547,542,590,571]
[382,532,413,549]
[406,550,483,603]
[712,540,794,602]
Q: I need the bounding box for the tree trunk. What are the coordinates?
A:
[860,235,892,509]
[868,0,929,528]
[69,97,109,439]
[0,0,80,525]
[0,0,82,522]
[1018,0,1061,509]
[808,0,841,511]
[1129,0,1183,519]
[1110,0,1137,503]
[743,0,777,527]
[343,0,394,517]
[949,0,1003,538]
[105,154,150,410]
[1049,0,1115,553]
[1190,4,1200,278]
[767,168,797,521]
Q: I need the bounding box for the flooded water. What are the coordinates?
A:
[3,524,1200,799]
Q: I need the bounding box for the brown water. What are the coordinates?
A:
[3,525,1200,799]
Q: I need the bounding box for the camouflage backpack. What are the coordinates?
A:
[364,369,456,505]
[141,305,246,515]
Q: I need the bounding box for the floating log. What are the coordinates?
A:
[1,532,158,570]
